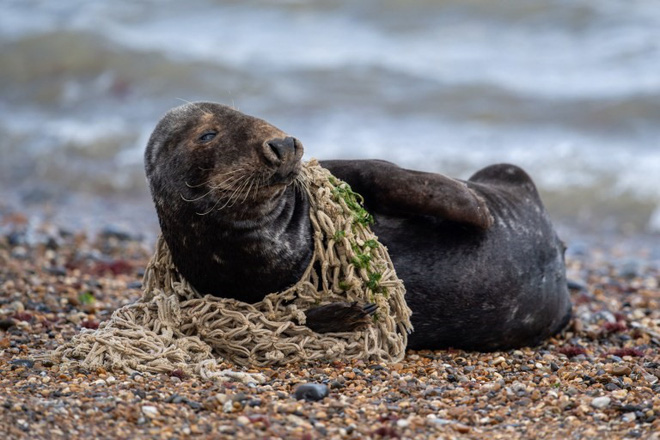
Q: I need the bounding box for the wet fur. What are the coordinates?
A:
[320,160,572,350]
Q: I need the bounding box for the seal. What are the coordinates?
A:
[145,102,572,350]
[144,102,374,332]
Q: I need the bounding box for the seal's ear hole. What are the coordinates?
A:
[199,131,217,142]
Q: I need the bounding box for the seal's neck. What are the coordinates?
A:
[162,186,314,302]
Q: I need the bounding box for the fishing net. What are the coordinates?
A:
[53,160,412,380]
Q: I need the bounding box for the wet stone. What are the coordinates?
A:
[294,383,329,402]
[99,225,141,242]
[45,266,67,276]
[10,359,35,369]
[0,319,16,331]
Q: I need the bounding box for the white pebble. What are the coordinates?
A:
[142,405,159,417]
[591,396,611,409]
[492,356,506,366]
[643,373,658,385]
[10,301,25,312]
[623,412,636,422]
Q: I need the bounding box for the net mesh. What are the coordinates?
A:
[53,160,412,379]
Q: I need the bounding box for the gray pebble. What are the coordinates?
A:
[293,383,329,402]
[10,359,34,368]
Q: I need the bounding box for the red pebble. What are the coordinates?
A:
[603,321,627,333]
[81,320,100,329]
[610,348,644,357]
[170,369,188,380]
[558,345,587,357]
[12,312,33,322]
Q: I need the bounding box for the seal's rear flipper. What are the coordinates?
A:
[321,159,493,229]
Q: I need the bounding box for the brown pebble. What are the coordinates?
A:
[608,365,632,376]
[453,423,471,433]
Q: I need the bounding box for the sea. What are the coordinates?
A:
[1,0,659,246]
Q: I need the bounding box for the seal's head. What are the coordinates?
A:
[144,102,312,301]
[145,102,304,222]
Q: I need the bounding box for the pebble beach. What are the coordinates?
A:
[2,1,660,438]
[1,214,659,440]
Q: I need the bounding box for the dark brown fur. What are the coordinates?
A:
[145,102,313,303]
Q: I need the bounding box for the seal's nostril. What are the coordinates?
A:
[266,137,296,163]
[268,141,284,161]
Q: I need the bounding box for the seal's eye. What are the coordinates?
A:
[199,131,217,142]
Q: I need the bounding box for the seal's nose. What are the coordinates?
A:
[266,136,296,163]
[263,136,303,182]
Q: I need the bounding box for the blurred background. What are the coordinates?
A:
[1,0,659,241]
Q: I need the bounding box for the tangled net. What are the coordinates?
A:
[53,160,412,380]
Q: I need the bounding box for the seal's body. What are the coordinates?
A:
[145,102,571,350]
[320,160,571,350]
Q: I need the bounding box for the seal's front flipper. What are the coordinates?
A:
[304,302,377,333]
[321,159,493,229]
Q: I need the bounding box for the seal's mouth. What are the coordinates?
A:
[269,162,302,186]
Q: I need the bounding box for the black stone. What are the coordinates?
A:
[0,319,16,331]
[293,383,329,402]
[10,359,35,368]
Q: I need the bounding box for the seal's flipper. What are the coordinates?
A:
[321,159,493,229]
[468,163,541,200]
[304,302,377,333]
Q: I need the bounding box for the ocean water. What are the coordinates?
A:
[1,0,659,237]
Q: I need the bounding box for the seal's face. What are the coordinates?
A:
[145,102,304,220]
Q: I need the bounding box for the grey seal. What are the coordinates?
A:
[144,102,571,350]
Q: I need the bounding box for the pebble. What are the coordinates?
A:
[293,383,329,402]
[236,416,250,426]
[1,219,659,439]
[591,396,611,409]
[10,359,35,368]
[0,319,16,330]
[623,412,637,422]
[608,365,632,376]
[612,389,627,399]
[141,406,159,418]
[605,383,620,391]
[643,373,658,385]
[396,419,410,428]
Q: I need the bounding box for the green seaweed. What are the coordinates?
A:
[351,253,372,269]
[330,179,374,227]
[79,291,95,305]
[366,272,382,291]
[328,175,387,299]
